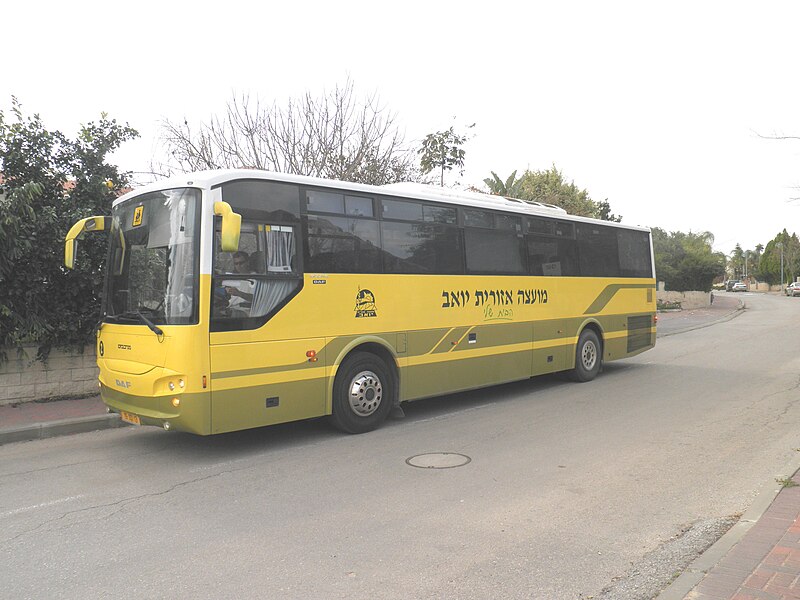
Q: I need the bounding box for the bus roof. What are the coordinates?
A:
[115,169,651,232]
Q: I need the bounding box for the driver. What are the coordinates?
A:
[222,251,254,308]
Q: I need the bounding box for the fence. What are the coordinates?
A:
[0,345,98,406]
[656,290,712,310]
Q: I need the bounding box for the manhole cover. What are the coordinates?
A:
[406,452,471,469]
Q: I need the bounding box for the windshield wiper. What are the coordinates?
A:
[113,311,164,337]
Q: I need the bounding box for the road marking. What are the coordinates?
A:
[1,495,86,518]
[189,457,251,473]
[414,403,492,424]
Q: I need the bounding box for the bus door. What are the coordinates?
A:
[208,221,325,434]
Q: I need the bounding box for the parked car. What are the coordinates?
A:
[725,280,740,291]
[732,282,747,292]
[786,282,800,297]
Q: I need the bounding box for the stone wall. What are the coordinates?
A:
[656,290,712,310]
[0,345,98,406]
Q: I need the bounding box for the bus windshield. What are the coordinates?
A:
[105,188,201,326]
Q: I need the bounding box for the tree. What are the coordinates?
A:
[483,170,523,198]
[0,97,138,359]
[729,244,745,279]
[652,228,726,291]
[418,123,474,186]
[751,243,765,279]
[505,165,621,221]
[594,200,621,222]
[755,230,800,285]
[158,79,420,186]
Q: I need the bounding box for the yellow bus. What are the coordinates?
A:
[66,170,656,435]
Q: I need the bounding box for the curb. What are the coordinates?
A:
[657,458,800,599]
[0,413,125,446]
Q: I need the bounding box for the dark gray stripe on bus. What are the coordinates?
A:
[584,283,655,315]
[212,363,313,380]
[210,314,655,380]
[431,327,471,354]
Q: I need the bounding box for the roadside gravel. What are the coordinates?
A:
[590,515,739,600]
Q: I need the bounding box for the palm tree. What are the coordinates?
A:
[483,170,523,198]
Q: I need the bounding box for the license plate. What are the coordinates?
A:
[120,411,141,426]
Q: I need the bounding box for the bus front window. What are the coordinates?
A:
[105,188,201,325]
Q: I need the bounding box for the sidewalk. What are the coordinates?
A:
[660,469,800,599]
[3,294,799,599]
[0,394,122,445]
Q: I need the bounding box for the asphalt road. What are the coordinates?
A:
[2,292,800,599]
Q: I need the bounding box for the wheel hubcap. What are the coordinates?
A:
[581,341,597,370]
[348,370,383,417]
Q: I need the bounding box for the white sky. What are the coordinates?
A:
[5,1,800,255]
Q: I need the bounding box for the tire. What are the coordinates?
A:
[330,352,394,434]
[568,329,602,382]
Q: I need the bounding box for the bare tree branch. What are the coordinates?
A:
[754,130,800,141]
[154,79,422,185]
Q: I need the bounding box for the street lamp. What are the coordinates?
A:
[778,242,784,290]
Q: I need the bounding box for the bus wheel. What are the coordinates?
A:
[569,329,601,382]
[330,352,393,434]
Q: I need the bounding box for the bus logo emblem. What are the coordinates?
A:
[355,288,377,318]
[132,206,144,227]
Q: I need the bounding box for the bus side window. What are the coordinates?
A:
[264,226,296,273]
[305,215,379,274]
[248,226,300,319]
[577,224,620,277]
[212,222,301,328]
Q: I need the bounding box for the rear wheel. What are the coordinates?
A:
[569,329,601,382]
[330,352,393,434]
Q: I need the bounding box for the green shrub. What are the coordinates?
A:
[0,98,138,361]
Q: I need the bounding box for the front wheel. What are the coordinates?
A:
[569,329,602,382]
[330,352,394,434]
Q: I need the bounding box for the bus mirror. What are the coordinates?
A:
[64,216,106,269]
[214,201,242,252]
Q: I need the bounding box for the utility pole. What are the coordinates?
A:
[778,242,784,290]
